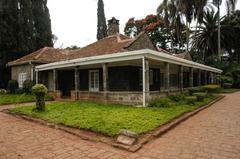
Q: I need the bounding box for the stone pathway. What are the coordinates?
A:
[0,92,240,159]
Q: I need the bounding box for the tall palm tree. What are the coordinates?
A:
[158,0,194,52]
[192,10,225,63]
[178,0,195,52]
[212,0,237,61]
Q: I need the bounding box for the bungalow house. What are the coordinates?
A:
[8,17,222,106]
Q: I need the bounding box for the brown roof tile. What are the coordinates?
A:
[8,47,70,66]
[9,33,157,66]
[68,34,134,59]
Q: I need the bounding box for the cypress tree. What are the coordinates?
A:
[32,0,53,49]
[0,0,53,88]
[97,0,107,40]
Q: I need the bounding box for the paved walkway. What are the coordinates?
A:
[0,92,240,159]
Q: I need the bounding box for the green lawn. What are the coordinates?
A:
[10,96,216,137]
[217,88,240,94]
[0,94,53,105]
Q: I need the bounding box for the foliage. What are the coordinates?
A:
[232,69,240,88]
[0,0,53,88]
[32,84,48,111]
[189,87,204,95]
[97,0,107,40]
[10,98,216,137]
[0,89,7,95]
[193,92,207,101]
[149,98,172,108]
[124,15,168,49]
[184,96,197,105]
[202,84,221,93]
[23,80,35,94]
[7,80,19,94]
[65,45,81,50]
[220,75,233,84]
[168,94,185,102]
[222,83,233,89]
[0,94,53,105]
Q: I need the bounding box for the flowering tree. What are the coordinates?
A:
[124,14,186,51]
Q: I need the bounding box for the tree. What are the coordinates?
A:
[124,15,168,49]
[212,0,238,61]
[0,0,53,88]
[157,0,186,51]
[32,0,53,49]
[191,10,220,64]
[97,0,107,40]
[221,10,240,63]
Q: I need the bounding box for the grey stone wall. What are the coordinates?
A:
[11,64,33,82]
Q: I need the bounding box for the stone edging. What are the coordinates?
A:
[2,95,225,153]
[113,95,225,152]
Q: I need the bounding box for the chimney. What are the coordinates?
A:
[107,17,120,36]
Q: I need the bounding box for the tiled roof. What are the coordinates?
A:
[8,47,70,66]
[8,33,155,66]
[68,34,134,59]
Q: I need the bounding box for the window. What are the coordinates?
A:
[18,73,27,88]
[89,70,99,92]
[170,74,178,87]
[160,73,164,87]
[139,69,154,86]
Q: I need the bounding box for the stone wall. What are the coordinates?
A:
[11,64,33,81]
[48,90,62,100]
[69,90,184,106]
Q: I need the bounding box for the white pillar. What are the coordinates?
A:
[179,65,183,91]
[189,67,193,88]
[164,62,170,91]
[198,69,201,86]
[142,57,149,107]
[102,63,108,100]
[74,68,79,100]
[211,72,214,84]
[35,70,39,84]
[53,69,58,91]
[205,71,208,85]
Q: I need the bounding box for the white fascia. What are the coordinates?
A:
[35,49,222,73]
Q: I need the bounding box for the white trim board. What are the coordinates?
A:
[35,49,222,73]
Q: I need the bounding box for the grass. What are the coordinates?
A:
[0,94,53,105]
[10,96,217,137]
[216,88,240,94]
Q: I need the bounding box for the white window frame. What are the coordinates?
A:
[89,70,100,92]
[18,73,27,88]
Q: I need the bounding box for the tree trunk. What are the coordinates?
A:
[217,2,221,62]
[186,22,190,53]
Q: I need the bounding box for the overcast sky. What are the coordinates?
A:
[47,0,240,48]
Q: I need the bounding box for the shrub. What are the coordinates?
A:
[188,87,204,95]
[23,80,35,94]
[193,93,207,101]
[202,85,221,94]
[169,94,185,102]
[0,89,7,94]
[220,75,233,85]
[232,70,240,88]
[7,80,19,94]
[149,98,172,108]
[185,96,197,105]
[222,83,232,89]
[32,84,48,111]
